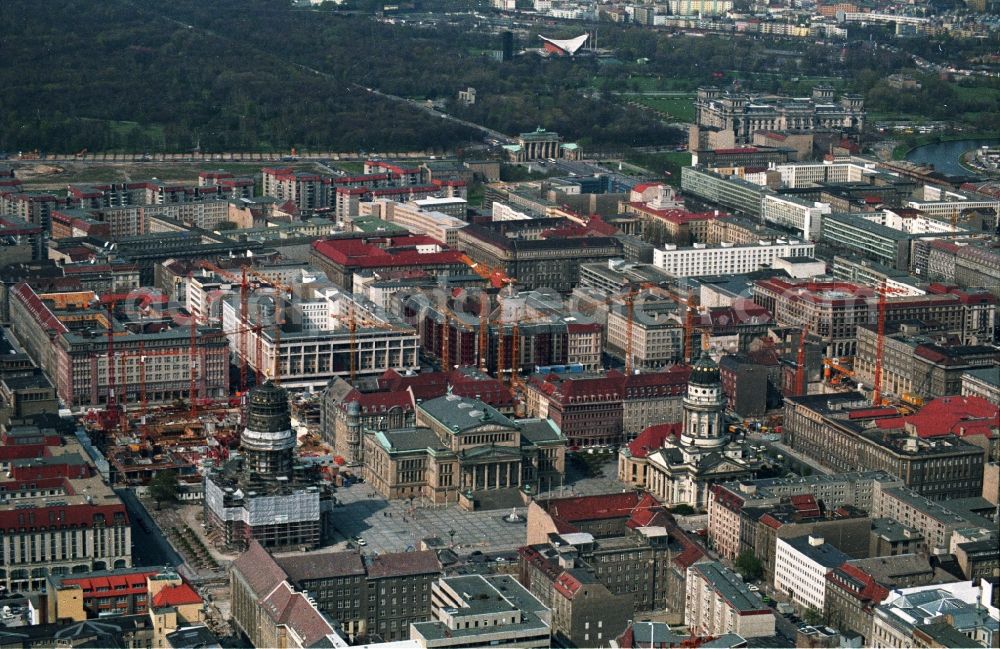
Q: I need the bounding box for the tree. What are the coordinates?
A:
[671,504,696,516]
[735,550,764,582]
[215,221,238,231]
[804,606,824,626]
[148,470,179,508]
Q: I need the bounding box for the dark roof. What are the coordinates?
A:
[277,551,366,583]
[232,541,288,598]
[366,550,441,579]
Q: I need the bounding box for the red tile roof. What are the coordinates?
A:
[827,563,890,605]
[627,203,720,225]
[0,504,128,532]
[152,583,202,608]
[873,395,998,439]
[789,494,821,518]
[312,236,464,270]
[628,423,681,459]
[553,571,584,600]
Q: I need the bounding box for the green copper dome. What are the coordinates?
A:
[689,351,720,386]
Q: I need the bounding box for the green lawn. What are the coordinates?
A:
[334,161,366,173]
[631,96,696,122]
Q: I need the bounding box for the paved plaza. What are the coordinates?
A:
[327,451,623,555]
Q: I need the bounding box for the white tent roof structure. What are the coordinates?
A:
[539,33,589,55]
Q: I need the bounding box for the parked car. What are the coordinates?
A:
[355,537,367,546]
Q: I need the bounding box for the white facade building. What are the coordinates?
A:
[653,239,815,277]
[761,194,830,240]
[773,535,849,612]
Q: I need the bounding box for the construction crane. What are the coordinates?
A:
[441,309,451,371]
[872,280,906,406]
[478,293,490,373]
[243,267,296,385]
[795,324,810,396]
[623,282,655,375]
[197,261,258,393]
[103,302,124,434]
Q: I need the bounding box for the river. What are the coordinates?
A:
[905,138,1000,177]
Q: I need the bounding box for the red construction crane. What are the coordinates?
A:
[478,293,490,373]
[197,261,257,392]
[873,283,888,406]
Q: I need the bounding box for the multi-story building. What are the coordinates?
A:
[45,567,191,620]
[524,367,690,446]
[694,86,865,144]
[457,220,622,292]
[747,501,872,583]
[821,212,919,271]
[955,245,1000,299]
[320,376,417,465]
[619,202,721,245]
[0,215,45,263]
[962,367,1000,404]
[718,355,769,417]
[9,284,230,408]
[275,548,442,642]
[693,146,796,169]
[0,191,59,232]
[606,296,685,369]
[854,322,998,400]
[708,216,787,246]
[409,290,603,376]
[706,472,905,562]
[524,491,692,613]
[653,239,816,278]
[871,482,992,554]
[577,260,674,295]
[685,562,775,639]
[870,582,998,649]
[752,278,873,357]
[783,394,987,501]
[221,283,420,390]
[668,0,732,14]
[774,535,850,612]
[824,562,892,644]
[760,195,830,240]
[516,550,631,649]
[374,200,468,246]
[310,234,468,292]
[362,394,566,503]
[410,575,552,649]
[680,167,769,218]
[0,427,132,592]
[229,541,343,648]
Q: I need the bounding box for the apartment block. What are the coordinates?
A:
[761,194,830,240]
[685,562,775,639]
[653,239,815,278]
[774,535,849,612]
[680,166,768,218]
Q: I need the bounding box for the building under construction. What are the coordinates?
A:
[203,381,328,551]
[8,284,230,409]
